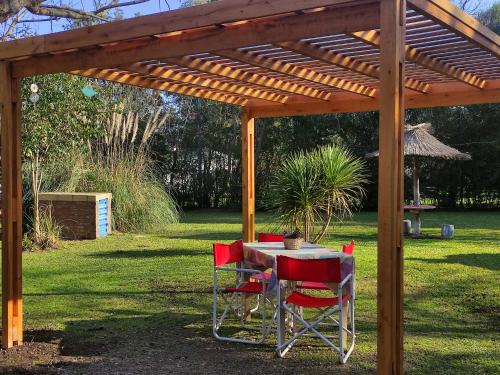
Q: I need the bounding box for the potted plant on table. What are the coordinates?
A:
[283,229,303,250]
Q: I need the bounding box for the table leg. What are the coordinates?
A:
[243,294,252,322]
[278,284,286,346]
[412,211,421,236]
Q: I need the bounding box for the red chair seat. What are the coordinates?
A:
[286,291,349,308]
[222,282,263,294]
[297,281,329,290]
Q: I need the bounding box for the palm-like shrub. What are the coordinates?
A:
[266,145,366,242]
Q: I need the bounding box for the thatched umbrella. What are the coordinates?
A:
[367,123,471,234]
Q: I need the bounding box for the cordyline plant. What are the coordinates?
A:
[265,145,367,243]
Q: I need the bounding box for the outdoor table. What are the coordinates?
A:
[242,241,354,348]
[404,204,436,236]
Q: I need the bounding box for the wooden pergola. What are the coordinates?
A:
[1,0,499,373]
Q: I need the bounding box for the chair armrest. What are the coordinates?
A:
[339,273,353,289]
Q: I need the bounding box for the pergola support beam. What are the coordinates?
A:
[241,108,255,243]
[377,0,405,374]
[1,62,23,349]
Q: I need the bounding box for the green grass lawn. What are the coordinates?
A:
[1,210,499,374]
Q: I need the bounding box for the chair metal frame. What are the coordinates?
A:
[212,241,275,344]
[276,256,355,363]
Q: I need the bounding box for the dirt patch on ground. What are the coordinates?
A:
[0,325,374,375]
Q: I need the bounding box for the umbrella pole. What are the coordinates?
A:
[413,157,420,206]
[412,157,421,235]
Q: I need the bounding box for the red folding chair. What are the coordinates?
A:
[258,232,285,242]
[212,240,274,344]
[298,240,356,291]
[342,240,355,255]
[276,256,355,363]
[250,233,285,283]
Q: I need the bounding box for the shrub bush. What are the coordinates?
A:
[49,152,180,233]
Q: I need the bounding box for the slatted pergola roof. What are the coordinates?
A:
[1,1,499,374]
[1,0,499,116]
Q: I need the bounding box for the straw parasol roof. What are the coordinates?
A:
[366,123,472,160]
[366,122,471,235]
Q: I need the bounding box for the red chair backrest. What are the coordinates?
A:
[258,232,285,242]
[213,240,244,266]
[276,256,341,283]
[342,240,355,255]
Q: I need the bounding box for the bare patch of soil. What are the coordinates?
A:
[0,325,374,375]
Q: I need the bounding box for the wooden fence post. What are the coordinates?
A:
[1,61,23,348]
[378,0,405,373]
[241,108,255,243]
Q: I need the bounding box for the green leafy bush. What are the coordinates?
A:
[265,145,366,242]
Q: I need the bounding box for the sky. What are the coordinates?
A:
[7,0,498,36]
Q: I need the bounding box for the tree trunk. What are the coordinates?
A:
[30,153,42,242]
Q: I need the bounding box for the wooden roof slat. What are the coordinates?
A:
[164,55,333,101]
[408,0,500,58]
[216,49,377,97]
[124,62,289,103]
[352,30,486,89]
[72,69,249,106]
[277,40,430,93]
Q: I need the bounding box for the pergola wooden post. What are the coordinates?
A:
[0,61,23,348]
[241,108,255,243]
[378,0,405,373]
[0,2,499,374]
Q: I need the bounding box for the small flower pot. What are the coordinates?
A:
[283,238,303,250]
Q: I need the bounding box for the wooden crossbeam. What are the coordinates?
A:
[165,56,332,101]
[408,0,500,58]
[248,79,500,118]
[11,3,379,78]
[277,40,429,93]
[217,49,377,97]
[0,0,376,60]
[351,30,486,89]
[72,69,249,106]
[124,62,288,103]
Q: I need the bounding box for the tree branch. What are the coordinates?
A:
[94,0,151,15]
[26,4,109,22]
[2,8,28,41]
[1,0,158,25]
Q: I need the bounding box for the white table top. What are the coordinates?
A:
[243,241,353,269]
[243,241,354,290]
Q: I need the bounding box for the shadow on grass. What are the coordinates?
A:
[85,248,210,259]
[408,253,500,271]
[0,291,375,375]
[405,350,499,375]
[162,232,241,241]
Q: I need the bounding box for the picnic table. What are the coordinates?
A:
[404,204,436,236]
